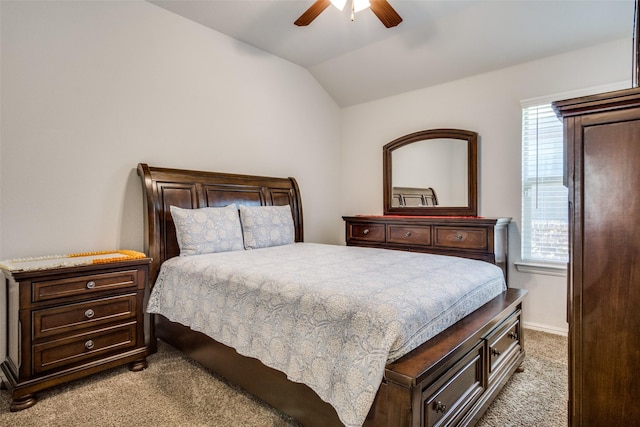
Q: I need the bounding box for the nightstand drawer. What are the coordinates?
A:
[33,322,138,374]
[33,293,137,340]
[433,227,488,250]
[33,270,139,303]
[388,225,431,245]
[348,223,385,242]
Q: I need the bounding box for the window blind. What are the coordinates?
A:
[521,104,568,263]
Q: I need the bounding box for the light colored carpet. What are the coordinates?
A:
[0,329,566,426]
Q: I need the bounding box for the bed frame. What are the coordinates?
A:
[137,163,527,427]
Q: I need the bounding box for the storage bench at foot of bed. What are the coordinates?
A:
[151,288,526,427]
[381,287,526,427]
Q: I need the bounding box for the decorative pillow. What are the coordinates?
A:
[239,205,295,250]
[170,204,244,256]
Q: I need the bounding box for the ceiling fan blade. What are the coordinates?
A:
[294,0,331,26]
[370,0,403,28]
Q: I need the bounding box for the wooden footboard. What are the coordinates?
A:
[385,288,526,427]
[152,288,526,427]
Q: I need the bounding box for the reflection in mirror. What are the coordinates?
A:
[392,139,468,207]
[391,186,438,207]
[383,129,478,216]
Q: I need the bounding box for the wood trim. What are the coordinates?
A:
[383,129,478,217]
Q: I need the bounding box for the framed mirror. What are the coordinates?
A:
[383,129,478,216]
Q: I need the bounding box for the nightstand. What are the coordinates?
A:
[0,256,151,411]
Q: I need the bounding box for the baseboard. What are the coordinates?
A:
[523,321,568,336]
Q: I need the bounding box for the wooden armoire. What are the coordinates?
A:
[553,87,640,426]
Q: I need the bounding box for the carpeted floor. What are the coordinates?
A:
[0,329,566,426]
[476,329,567,427]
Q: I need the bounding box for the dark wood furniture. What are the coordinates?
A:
[343,216,510,281]
[554,87,640,426]
[384,129,478,217]
[138,163,526,427]
[1,257,151,411]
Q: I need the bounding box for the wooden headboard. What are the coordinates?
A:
[137,163,304,283]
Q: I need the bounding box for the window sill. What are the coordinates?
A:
[514,261,567,277]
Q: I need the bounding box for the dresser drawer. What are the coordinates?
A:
[347,223,385,242]
[33,322,138,374]
[422,342,485,427]
[433,227,488,250]
[33,270,139,303]
[33,293,137,340]
[486,311,521,380]
[387,225,431,245]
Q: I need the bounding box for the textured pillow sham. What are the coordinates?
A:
[239,204,295,250]
[170,204,244,256]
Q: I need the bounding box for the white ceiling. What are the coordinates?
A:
[149,0,636,107]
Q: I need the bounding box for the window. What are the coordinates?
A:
[517,83,626,275]
[520,103,568,264]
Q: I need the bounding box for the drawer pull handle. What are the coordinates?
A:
[492,348,501,357]
[456,234,463,240]
[86,281,96,289]
[85,309,95,319]
[85,340,95,350]
[509,331,518,340]
[434,401,447,413]
[405,231,412,237]
[363,229,370,235]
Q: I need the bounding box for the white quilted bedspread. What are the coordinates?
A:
[146,243,506,427]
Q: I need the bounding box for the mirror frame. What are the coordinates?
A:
[383,128,478,216]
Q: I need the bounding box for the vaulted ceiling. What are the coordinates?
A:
[149,0,635,107]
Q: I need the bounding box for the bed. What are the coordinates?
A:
[137,163,526,427]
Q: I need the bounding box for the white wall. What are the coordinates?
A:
[2,1,633,336]
[0,0,342,260]
[340,38,632,334]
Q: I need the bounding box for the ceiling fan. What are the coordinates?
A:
[294,0,403,28]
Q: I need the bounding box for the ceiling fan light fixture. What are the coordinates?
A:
[295,0,401,28]
[330,0,348,11]
[353,0,371,13]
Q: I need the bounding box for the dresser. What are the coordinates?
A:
[343,216,510,281]
[553,88,640,425]
[1,257,151,411]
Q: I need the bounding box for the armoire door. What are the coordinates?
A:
[564,96,640,426]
